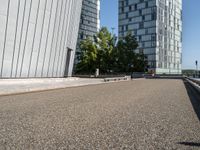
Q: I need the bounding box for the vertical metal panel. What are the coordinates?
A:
[16,0,32,77]
[56,0,70,76]
[59,0,72,76]
[29,0,44,77]
[0,0,10,77]
[42,0,56,77]
[10,0,20,77]
[19,0,33,77]
[14,0,27,77]
[54,0,68,76]
[28,0,40,77]
[40,0,53,77]
[0,0,83,78]
[0,0,9,76]
[2,0,18,77]
[52,0,64,77]
[34,0,47,77]
[11,0,26,78]
[61,0,73,76]
[46,0,60,77]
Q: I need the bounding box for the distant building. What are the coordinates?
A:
[119,0,182,74]
[75,0,100,65]
[0,0,82,78]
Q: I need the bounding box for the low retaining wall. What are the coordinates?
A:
[104,76,131,82]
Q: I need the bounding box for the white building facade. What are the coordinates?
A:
[119,0,182,74]
[0,0,82,78]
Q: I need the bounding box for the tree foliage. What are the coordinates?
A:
[76,38,97,74]
[75,27,147,74]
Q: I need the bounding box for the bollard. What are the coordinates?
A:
[95,68,99,77]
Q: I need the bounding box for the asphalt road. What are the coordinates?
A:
[0,79,200,149]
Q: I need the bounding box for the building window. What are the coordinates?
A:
[129,6,132,11]
[142,15,145,21]
[121,26,124,31]
[139,35,142,42]
[152,13,156,20]
[126,12,128,18]
[139,10,142,15]
[135,4,137,10]
[145,29,148,34]
[121,1,124,7]
[126,25,129,31]
[146,2,148,8]
[126,0,128,6]
[151,34,156,41]
[80,32,84,39]
[121,7,124,13]
[139,22,144,29]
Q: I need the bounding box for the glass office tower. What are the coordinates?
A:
[119,0,182,74]
[75,0,100,64]
[0,0,82,78]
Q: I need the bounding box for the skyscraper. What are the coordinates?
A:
[0,0,82,78]
[119,0,182,74]
[75,0,100,64]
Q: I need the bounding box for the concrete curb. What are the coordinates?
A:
[0,78,131,97]
[0,82,103,97]
[0,77,79,85]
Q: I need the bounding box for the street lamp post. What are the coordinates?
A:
[195,60,198,78]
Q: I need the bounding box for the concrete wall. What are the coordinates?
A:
[0,0,82,78]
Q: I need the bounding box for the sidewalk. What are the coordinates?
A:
[0,78,106,96]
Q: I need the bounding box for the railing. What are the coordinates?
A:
[186,77,200,93]
[187,78,200,86]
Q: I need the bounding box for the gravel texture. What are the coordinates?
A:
[0,79,199,150]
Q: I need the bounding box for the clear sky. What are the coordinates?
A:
[100,0,200,69]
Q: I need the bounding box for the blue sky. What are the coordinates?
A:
[100,0,200,69]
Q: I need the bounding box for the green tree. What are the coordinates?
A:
[76,38,97,74]
[132,53,148,72]
[76,27,117,74]
[114,32,138,72]
[75,28,147,75]
[94,27,117,73]
[114,32,148,73]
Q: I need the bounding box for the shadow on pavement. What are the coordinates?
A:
[183,80,200,121]
[178,142,200,147]
[178,81,200,148]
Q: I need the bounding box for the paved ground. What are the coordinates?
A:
[0,79,200,149]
